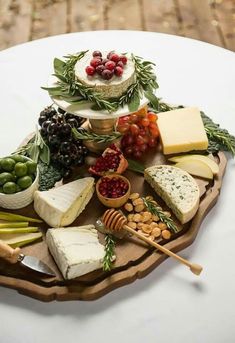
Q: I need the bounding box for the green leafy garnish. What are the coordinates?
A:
[72,128,122,144]
[103,234,116,272]
[13,127,50,164]
[201,112,235,156]
[127,159,145,174]
[143,198,180,234]
[38,162,64,191]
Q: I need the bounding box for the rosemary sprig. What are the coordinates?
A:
[72,127,122,143]
[143,198,180,234]
[201,112,235,156]
[13,127,50,164]
[103,234,116,271]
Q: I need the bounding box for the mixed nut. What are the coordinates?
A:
[123,193,172,241]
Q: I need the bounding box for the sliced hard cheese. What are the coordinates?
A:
[157,107,208,154]
[34,178,94,227]
[46,226,105,279]
[175,160,213,180]
[144,165,200,224]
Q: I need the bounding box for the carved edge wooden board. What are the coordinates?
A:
[0,152,227,302]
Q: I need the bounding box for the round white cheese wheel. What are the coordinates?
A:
[74,51,136,99]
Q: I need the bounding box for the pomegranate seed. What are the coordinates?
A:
[102,69,114,80]
[92,50,102,58]
[85,65,95,76]
[105,61,116,71]
[110,53,120,63]
[120,55,127,64]
[90,58,102,68]
[115,66,123,77]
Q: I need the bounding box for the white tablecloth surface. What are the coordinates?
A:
[0,31,235,343]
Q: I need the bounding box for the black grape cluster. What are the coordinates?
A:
[38,106,88,171]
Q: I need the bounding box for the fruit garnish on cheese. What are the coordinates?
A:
[144,165,200,224]
[75,50,135,99]
[46,225,105,279]
[33,178,94,227]
[157,107,208,154]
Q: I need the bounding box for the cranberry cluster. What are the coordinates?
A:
[98,176,129,198]
[85,51,127,80]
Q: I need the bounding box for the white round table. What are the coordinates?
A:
[1,31,235,343]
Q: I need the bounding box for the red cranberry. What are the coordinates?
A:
[117,61,124,68]
[85,65,95,76]
[105,61,116,70]
[120,55,127,64]
[96,65,105,75]
[115,66,123,77]
[110,54,120,63]
[92,50,102,58]
[90,58,102,68]
[102,69,114,80]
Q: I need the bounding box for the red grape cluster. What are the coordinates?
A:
[117,110,159,159]
[85,51,127,80]
[38,106,88,171]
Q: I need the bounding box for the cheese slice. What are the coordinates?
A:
[157,107,208,154]
[34,178,94,227]
[144,165,200,224]
[46,225,105,279]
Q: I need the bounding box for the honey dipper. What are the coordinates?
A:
[102,209,203,275]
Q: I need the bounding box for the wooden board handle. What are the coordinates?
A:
[123,225,203,275]
[0,240,21,264]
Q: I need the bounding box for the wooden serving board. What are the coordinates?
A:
[0,151,227,302]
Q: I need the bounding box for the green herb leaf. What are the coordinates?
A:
[54,58,66,74]
[103,234,115,272]
[127,159,145,174]
[143,198,180,234]
[72,127,122,144]
[128,91,140,112]
[144,90,159,110]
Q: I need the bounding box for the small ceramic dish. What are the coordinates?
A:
[0,157,39,210]
[96,174,131,208]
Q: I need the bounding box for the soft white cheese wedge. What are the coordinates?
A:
[46,225,105,279]
[74,51,136,99]
[144,165,200,224]
[34,178,94,227]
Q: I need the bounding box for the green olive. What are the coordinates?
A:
[0,186,3,193]
[15,184,22,193]
[11,155,28,163]
[17,176,32,189]
[3,182,17,194]
[14,162,28,177]
[0,172,13,186]
[26,161,37,175]
[0,158,15,172]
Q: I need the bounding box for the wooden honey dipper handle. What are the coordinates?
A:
[102,209,203,276]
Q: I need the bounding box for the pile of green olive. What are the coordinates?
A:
[0,155,37,194]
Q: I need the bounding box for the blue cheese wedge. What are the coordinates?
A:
[144,165,200,224]
[34,178,94,227]
[46,225,105,279]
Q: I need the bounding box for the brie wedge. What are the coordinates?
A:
[74,51,136,99]
[46,225,105,279]
[34,178,94,227]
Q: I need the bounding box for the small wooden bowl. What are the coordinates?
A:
[96,174,131,208]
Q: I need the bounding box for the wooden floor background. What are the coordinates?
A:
[0,0,234,51]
